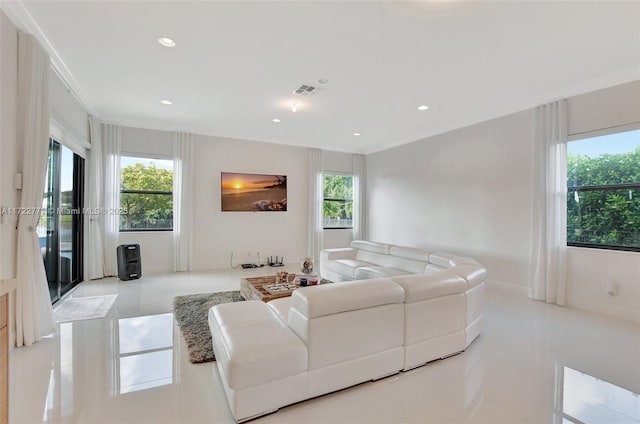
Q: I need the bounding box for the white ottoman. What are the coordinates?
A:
[208,300,308,422]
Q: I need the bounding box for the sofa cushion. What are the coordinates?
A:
[391,270,466,303]
[355,250,391,266]
[290,278,404,318]
[324,258,372,279]
[208,301,307,390]
[380,254,428,274]
[354,266,409,280]
[429,252,478,269]
[350,240,391,254]
[389,246,430,262]
[267,297,293,323]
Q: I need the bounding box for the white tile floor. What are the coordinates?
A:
[10,268,640,423]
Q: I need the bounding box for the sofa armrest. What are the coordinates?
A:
[290,278,404,318]
[320,247,357,261]
[449,264,487,289]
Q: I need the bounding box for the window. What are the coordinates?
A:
[323,173,353,229]
[120,156,173,231]
[567,129,640,251]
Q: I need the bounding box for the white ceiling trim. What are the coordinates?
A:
[1,0,93,116]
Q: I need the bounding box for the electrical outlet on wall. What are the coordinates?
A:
[605,281,617,296]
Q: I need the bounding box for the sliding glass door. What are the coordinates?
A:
[38,139,84,303]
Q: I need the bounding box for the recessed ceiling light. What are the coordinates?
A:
[418,105,429,111]
[318,78,329,84]
[158,37,176,47]
[160,99,173,105]
[291,103,299,112]
[353,132,361,136]
[272,118,281,123]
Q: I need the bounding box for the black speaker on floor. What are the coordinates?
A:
[117,244,141,281]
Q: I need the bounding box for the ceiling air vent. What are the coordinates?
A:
[293,84,318,96]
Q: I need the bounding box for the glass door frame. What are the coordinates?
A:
[42,138,84,303]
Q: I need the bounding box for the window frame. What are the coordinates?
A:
[566,124,640,253]
[322,172,354,230]
[119,154,174,232]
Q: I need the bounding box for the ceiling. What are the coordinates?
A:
[4,1,640,154]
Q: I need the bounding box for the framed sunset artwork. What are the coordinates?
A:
[221,172,287,212]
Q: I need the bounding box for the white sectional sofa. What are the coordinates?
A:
[208,251,487,422]
[320,240,484,283]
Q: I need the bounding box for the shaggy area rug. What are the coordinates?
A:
[173,291,244,364]
[54,294,118,324]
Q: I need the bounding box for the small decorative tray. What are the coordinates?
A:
[262,283,299,295]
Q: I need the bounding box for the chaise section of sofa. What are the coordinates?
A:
[207,301,309,421]
[208,278,407,423]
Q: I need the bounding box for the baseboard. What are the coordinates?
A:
[566,299,640,326]
[485,279,527,297]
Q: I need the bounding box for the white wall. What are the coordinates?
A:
[113,127,354,273]
[118,231,173,275]
[367,81,640,323]
[568,80,640,136]
[0,11,19,280]
[367,109,535,289]
[121,126,173,158]
[567,247,639,323]
[192,135,309,270]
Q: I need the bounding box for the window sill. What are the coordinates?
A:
[120,229,173,233]
[567,243,640,253]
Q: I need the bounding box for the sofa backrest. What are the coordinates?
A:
[389,246,430,262]
[287,278,404,370]
[427,252,487,288]
[352,241,393,268]
[350,240,391,254]
[386,246,431,273]
[379,254,428,274]
[355,249,390,266]
[352,242,431,274]
[345,241,487,287]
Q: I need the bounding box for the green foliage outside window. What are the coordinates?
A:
[120,161,173,231]
[567,136,640,250]
[323,174,353,228]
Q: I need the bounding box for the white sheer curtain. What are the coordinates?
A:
[308,148,324,263]
[353,154,367,241]
[529,100,568,305]
[102,124,122,277]
[15,33,55,346]
[173,132,194,272]
[87,116,105,279]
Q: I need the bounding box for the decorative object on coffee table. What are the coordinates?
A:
[300,257,314,274]
[263,281,298,295]
[241,275,297,302]
[241,274,327,302]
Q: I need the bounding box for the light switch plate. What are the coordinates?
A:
[13,173,22,190]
